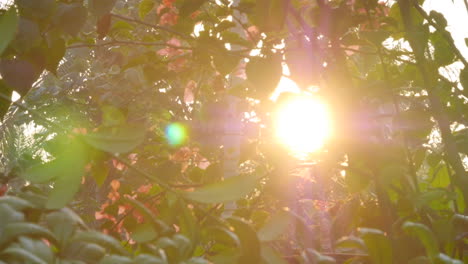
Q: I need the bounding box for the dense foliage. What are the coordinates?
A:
[0,0,467,263]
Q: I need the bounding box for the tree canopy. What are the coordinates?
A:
[0,0,467,263]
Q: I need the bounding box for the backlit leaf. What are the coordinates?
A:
[55,3,87,36]
[181,173,261,203]
[89,0,117,17]
[138,0,154,19]
[227,217,261,263]
[84,124,146,153]
[0,247,48,264]
[257,209,293,242]
[72,231,130,256]
[358,228,393,264]
[402,222,439,259]
[0,6,18,56]
[246,55,282,99]
[99,255,132,264]
[260,245,288,264]
[179,0,207,17]
[131,223,158,243]
[0,222,58,247]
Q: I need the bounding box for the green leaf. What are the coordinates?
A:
[0,222,58,247]
[452,214,468,227]
[204,226,241,249]
[301,249,336,264]
[246,55,282,99]
[0,196,35,211]
[133,254,166,264]
[45,36,66,74]
[54,3,87,36]
[179,0,207,17]
[0,204,24,229]
[72,231,130,256]
[131,223,158,243]
[11,18,40,53]
[16,237,54,264]
[21,158,68,184]
[15,0,55,19]
[69,243,106,263]
[172,234,193,259]
[181,173,261,203]
[431,31,455,66]
[260,245,288,264]
[0,6,18,56]
[99,255,133,264]
[408,256,430,264]
[415,189,449,209]
[45,142,88,209]
[257,209,293,242]
[138,0,155,19]
[358,228,393,264]
[335,236,366,252]
[429,10,447,28]
[252,0,286,32]
[460,67,468,97]
[84,124,146,153]
[213,51,240,76]
[155,236,179,262]
[227,217,261,263]
[0,247,48,264]
[361,30,391,46]
[101,105,126,127]
[436,253,463,264]
[45,211,77,246]
[186,257,210,264]
[402,222,439,259]
[89,0,117,17]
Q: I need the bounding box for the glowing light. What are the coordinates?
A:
[275,95,331,156]
[165,123,187,146]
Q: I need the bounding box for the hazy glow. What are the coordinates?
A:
[275,96,331,155]
[165,123,187,146]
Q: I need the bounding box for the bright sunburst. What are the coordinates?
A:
[275,95,331,156]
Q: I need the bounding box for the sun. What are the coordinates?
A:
[274,94,332,156]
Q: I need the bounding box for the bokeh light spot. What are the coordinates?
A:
[165,123,187,146]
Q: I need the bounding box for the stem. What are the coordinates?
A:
[464,0,468,16]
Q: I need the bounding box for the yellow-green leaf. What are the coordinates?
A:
[181,174,261,203]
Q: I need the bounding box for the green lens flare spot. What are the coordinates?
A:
[165,123,187,146]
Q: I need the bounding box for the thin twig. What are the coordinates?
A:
[68,40,192,50]
[111,13,193,40]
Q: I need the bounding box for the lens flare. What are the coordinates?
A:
[275,96,331,156]
[165,123,187,146]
